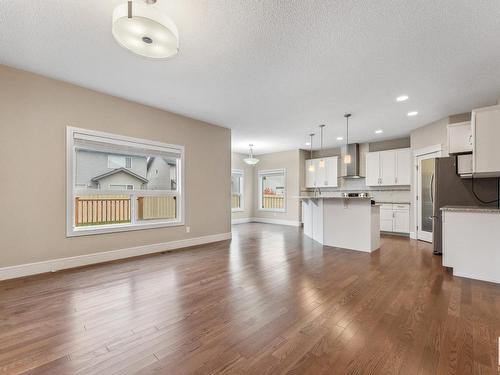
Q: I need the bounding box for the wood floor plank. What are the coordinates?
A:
[0,223,499,374]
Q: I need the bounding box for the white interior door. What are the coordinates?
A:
[416,154,437,242]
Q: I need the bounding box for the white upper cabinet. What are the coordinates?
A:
[472,105,500,177]
[366,148,411,186]
[380,150,396,185]
[365,152,380,186]
[305,159,316,187]
[324,157,338,187]
[305,157,338,188]
[395,149,411,185]
[448,121,472,155]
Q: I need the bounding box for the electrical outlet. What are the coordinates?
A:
[186,226,191,233]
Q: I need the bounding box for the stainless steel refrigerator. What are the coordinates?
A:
[432,157,499,254]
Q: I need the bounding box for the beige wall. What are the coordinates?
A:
[231,152,254,220]
[253,150,301,223]
[0,65,231,267]
[369,137,410,152]
[410,117,449,155]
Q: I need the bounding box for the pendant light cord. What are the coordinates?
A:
[309,134,314,159]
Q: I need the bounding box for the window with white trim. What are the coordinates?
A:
[258,169,286,212]
[67,127,184,236]
[231,169,244,212]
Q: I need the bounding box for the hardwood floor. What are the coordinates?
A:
[1,223,499,374]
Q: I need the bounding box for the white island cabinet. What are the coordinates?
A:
[301,195,380,252]
[442,206,500,284]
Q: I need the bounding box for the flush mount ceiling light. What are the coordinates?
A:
[336,136,344,141]
[407,111,419,116]
[112,1,179,59]
[396,95,409,102]
[375,129,384,134]
[244,144,259,165]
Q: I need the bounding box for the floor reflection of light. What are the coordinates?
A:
[300,277,322,310]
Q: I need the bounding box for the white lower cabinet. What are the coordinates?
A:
[379,203,410,234]
[380,205,394,232]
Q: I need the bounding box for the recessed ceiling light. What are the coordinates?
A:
[336,136,344,141]
[305,142,311,146]
[375,130,383,134]
[396,95,409,102]
[112,2,179,59]
[407,111,418,117]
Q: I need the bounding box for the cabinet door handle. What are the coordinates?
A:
[468,134,472,146]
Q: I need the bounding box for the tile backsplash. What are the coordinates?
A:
[304,177,411,203]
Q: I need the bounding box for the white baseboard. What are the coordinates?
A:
[231,217,252,225]
[0,232,232,281]
[250,217,301,227]
[409,231,417,239]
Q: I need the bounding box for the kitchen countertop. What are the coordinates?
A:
[441,205,500,213]
[296,194,371,200]
[376,201,411,205]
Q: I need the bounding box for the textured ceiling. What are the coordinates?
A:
[1,0,500,154]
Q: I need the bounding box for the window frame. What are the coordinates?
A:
[66,126,185,237]
[231,169,244,212]
[257,168,286,213]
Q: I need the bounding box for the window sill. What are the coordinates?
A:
[67,220,184,237]
[258,208,286,213]
[232,208,245,212]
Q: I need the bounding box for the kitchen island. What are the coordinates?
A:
[442,205,500,284]
[299,194,380,252]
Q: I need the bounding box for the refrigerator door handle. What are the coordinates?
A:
[430,173,435,205]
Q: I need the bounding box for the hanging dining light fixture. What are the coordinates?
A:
[308,133,315,172]
[344,114,352,165]
[318,124,326,168]
[112,0,179,59]
[244,144,259,165]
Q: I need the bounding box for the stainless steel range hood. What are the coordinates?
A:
[341,143,364,178]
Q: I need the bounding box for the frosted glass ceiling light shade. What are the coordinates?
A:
[112,2,179,59]
[244,144,259,165]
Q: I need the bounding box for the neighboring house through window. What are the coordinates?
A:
[108,155,132,169]
[67,127,184,236]
[231,169,244,211]
[109,184,134,190]
[258,169,286,212]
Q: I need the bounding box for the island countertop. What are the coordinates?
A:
[296,193,372,200]
[441,205,500,213]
